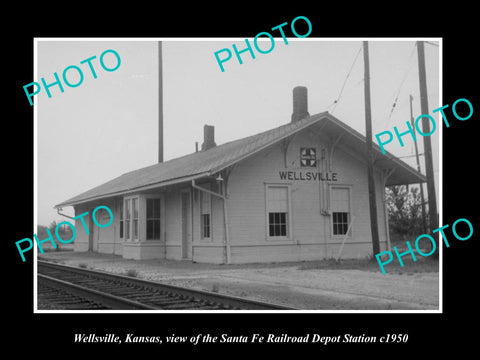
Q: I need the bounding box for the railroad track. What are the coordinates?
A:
[39,275,127,310]
[37,260,296,310]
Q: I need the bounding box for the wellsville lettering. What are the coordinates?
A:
[279,171,338,182]
[74,333,122,344]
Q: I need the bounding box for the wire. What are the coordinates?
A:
[327,78,363,113]
[383,42,418,129]
[398,153,424,159]
[330,45,362,114]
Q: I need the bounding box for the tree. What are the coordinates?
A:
[48,220,73,239]
[386,185,427,241]
[48,220,57,233]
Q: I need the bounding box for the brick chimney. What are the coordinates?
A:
[291,86,310,122]
[201,125,216,151]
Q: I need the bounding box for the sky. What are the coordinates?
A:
[36,38,440,226]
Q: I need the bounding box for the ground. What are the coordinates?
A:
[37,251,439,310]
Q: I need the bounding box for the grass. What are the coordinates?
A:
[298,255,439,275]
[297,235,440,275]
[125,269,139,278]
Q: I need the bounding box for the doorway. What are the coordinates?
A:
[181,191,191,259]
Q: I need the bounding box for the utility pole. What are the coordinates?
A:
[417,41,438,240]
[410,94,427,234]
[158,41,164,163]
[363,41,380,255]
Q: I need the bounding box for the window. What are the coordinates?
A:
[333,212,349,235]
[146,198,161,240]
[132,198,138,239]
[266,186,289,238]
[300,147,317,167]
[269,212,287,236]
[202,214,211,238]
[200,191,211,239]
[125,199,131,240]
[119,201,124,238]
[331,187,351,235]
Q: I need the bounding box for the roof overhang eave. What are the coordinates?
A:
[377,154,427,185]
[54,171,211,209]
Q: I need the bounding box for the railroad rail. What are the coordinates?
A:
[38,274,158,310]
[37,260,296,310]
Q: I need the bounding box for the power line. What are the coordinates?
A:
[383,42,418,129]
[398,153,424,159]
[330,45,362,114]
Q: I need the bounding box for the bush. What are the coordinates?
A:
[386,185,427,240]
[125,269,139,278]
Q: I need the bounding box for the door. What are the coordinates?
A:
[181,191,191,259]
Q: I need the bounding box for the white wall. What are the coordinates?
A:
[224,127,388,263]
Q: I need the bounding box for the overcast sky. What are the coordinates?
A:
[36,38,440,226]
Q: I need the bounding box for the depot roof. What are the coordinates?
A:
[55,112,426,208]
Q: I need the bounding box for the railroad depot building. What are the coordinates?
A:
[55,87,425,264]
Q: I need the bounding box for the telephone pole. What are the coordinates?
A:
[158,41,164,163]
[410,94,427,234]
[417,41,438,239]
[363,41,380,255]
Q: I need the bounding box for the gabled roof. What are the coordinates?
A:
[55,112,426,208]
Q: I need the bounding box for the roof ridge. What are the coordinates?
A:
[119,115,321,176]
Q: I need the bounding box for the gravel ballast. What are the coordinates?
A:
[37,251,439,310]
